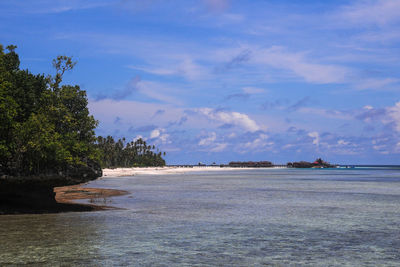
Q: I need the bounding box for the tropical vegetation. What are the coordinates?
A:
[0,44,165,177]
[96,136,165,168]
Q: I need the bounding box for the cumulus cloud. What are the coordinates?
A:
[198,132,217,146]
[308,131,320,146]
[337,139,350,146]
[387,102,400,132]
[241,133,273,151]
[149,128,170,144]
[150,128,161,138]
[198,108,261,132]
[197,132,228,152]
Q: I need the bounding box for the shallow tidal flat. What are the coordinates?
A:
[1,168,400,266]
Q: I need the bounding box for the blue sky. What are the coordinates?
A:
[1,0,400,164]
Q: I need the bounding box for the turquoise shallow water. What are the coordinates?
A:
[1,169,400,266]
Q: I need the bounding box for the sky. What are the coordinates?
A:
[1,0,400,165]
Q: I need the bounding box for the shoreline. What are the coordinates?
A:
[3,166,284,215]
[0,183,130,215]
[102,166,287,177]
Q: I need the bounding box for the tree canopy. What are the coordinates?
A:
[0,45,165,177]
[0,45,100,176]
[96,136,166,168]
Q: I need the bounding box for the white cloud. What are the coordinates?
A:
[355,78,399,90]
[150,128,170,144]
[253,46,349,84]
[363,105,373,110]
[198,132,217,146]
[210,143,228,152]
[197,132,228,152]
[283,144,295,150]
[355,30,400,43]
[387,101,400,132]
[227,132,236,138]
[308,131,320,146]
[198,108,261,132]
[130,57,209,81]
[136,80,184,105]
[179,57,208,80]
[150,129,161,139]
[337,139,350,146]
[297,107,352,120]
[340,0,400,26]
[239,133,273,152]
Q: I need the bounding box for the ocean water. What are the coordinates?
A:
[1,168,400,266]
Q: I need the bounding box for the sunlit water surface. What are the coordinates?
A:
[1,169,400,266]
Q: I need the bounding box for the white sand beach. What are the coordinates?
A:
[102,166,286,177]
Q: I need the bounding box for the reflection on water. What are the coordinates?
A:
[1,169,400,266]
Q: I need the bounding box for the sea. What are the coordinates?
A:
[1,168,400,266]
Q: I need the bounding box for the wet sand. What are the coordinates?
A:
[54,184,130,211]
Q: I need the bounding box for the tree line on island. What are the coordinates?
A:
[0,44,166,179]
[96,136,165,168]
[226,158,335,168]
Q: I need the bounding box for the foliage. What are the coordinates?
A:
[96,136,166,168]
[0,45,99,175]
[0,44,166,176]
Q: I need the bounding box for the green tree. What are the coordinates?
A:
[0,45,100,176]
[96,136,166,168]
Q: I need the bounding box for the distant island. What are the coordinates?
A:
[222,158,336,168]
[228,161,273,167]
[287,158,337,168]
